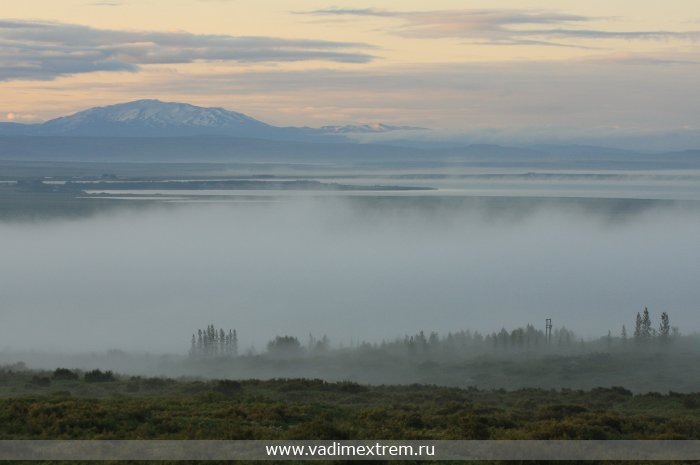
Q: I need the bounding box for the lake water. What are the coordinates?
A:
[80,170,700,201]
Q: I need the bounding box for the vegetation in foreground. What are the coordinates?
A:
[2,366,700,441]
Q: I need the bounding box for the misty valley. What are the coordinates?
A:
[2,164,700,375]
[2,158,700,453]
[4,1,700,460]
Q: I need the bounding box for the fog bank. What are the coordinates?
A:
[1,196,698,353]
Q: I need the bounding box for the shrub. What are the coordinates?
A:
[215,380,242,397]
[335,381,369,393]
[84,369,116,383]
[30,376,51,387]
[537,404,589,420]
[52,368,79,381]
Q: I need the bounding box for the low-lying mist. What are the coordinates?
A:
[1,196,699,355]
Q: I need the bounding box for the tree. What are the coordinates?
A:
[510,328,525,348]
[416,330,427,351]
[267,335,302,355]
[634,312,642,341]
[190,325,238,358]
[317,334,330,352]
[497,328,509,349]
[231,329,238,356]
[621,325,627,343]
[659,312,671,342]
[641,307,652,340]
[428,331,439,348]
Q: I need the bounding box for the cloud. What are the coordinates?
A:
[9,40,698,140]
[87,1,125,6]
[0,20,377,81]
[526,28,700,41]
[302,8,394,17]
[2,112,36,122]
[300,8,700,46]
[63,56,696,142]
[580,51,700,66]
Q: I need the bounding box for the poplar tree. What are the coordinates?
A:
[659,312,671,342]
[641,307,652,340]
[231,329,238,356]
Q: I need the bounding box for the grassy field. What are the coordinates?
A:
[2,367,700,441]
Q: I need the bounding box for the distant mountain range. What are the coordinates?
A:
[320,123,427,134]
[0,100,698,168]
[0,100,424,140]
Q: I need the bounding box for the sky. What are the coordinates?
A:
[1,0,699,143]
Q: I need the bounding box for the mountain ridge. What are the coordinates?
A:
[1,100,698,166]
[1,134,698,170]
[42,100,270,132]
[0,100,420,140]
[320,123,427,134]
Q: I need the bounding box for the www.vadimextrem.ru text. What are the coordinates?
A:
[265,442,435,458]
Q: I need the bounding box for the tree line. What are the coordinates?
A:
[621,307,676,344]
[190,308,678,359]
[190,325,238,358]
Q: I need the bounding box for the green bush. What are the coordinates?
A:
[84,369,116,383]
[52,368,79,381]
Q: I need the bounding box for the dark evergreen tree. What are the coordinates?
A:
[510,328,525,348]
[659,312,671,342]
[641,307,652,340]
[318,334,329,352]
[190,325,238,358]
[416,330,427,350]
[267,335,302,355]
[555,327,574,346]
[497,328,509,349]
[428,331,439,348]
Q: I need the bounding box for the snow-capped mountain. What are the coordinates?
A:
[38,99,283,138]
[0,100,427,140]
[320,123,426,134]
[47,99,264,128]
